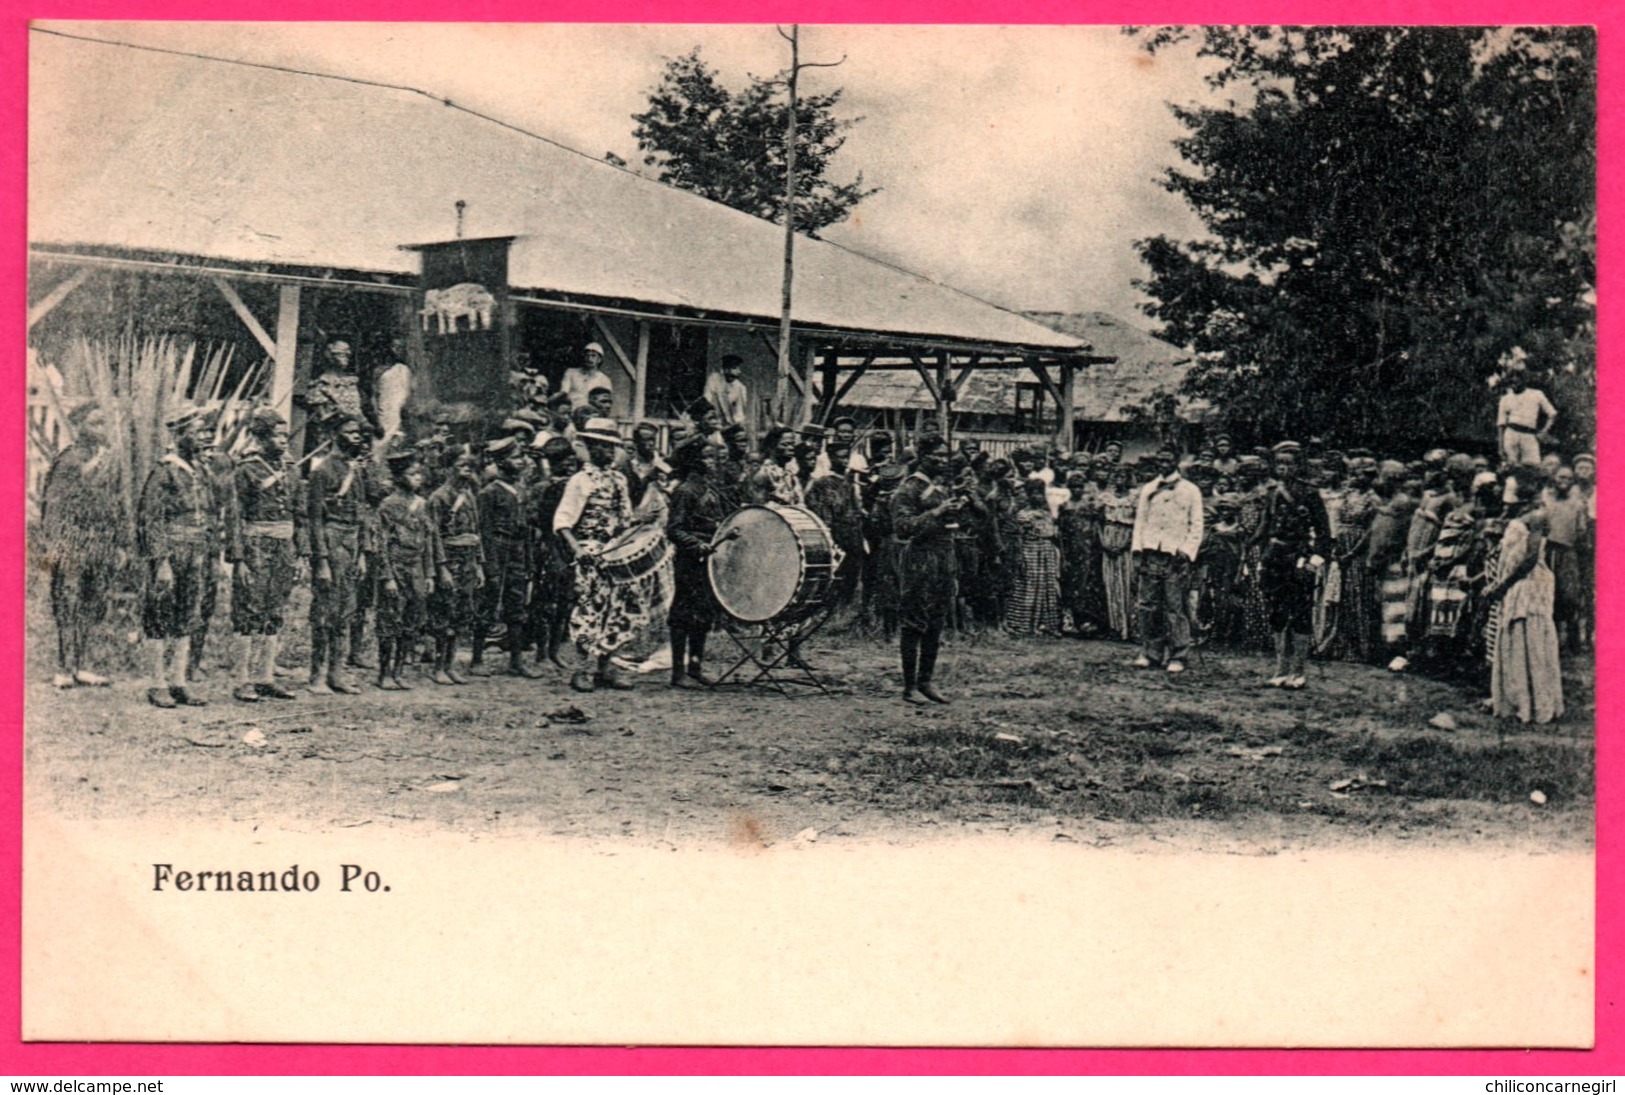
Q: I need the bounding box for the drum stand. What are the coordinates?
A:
[710,609,835,695]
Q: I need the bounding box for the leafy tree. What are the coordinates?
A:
[631,49,877,236]
[1129,27,1596,454]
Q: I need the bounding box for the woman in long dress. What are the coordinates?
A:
[1098,464,1138,641]
[1005,477,1063,637]
[1232,456,1273,651]
[1058,469,1104,637]
[1486,480,1563,724]
[1331,458,1381,662]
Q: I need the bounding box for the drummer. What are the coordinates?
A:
[553,417,659,692]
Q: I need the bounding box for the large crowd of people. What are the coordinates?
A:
[37,343,1591,726]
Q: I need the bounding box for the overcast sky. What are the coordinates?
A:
[37,22,1218,330]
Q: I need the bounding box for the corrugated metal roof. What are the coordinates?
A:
[29,32,1083,353]
[842,312,1192,421]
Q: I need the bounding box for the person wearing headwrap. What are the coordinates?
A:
[426,446,486,684]
[1484,471,1563,723]
[374,451,447,689]
[1248,441,1331,688]
[137,406,217,707]
[40,402,119,689]
[891,435,961,704]
[664,436,728,688]
[1058,467,1106,637]
[1004,476,1064,638]
[227,407,301,703]
[1366,458,1419,668]
[1329,456,1382,662]
[1097,462,1139,641]
[1231,454,1272,651]
[1572,453,1596,649]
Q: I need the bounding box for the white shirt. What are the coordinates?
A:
[374,362,412,440]
[703,372,750,428]
[1131,474,1205,561]
[1498,387,1556,429]
[562,366,614,409]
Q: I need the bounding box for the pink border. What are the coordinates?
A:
[3,2,1616,1075]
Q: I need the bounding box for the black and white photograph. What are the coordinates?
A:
[22,22,1596,1046]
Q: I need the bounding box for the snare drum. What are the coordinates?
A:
[708,504,835,623]
[596,522,671,583]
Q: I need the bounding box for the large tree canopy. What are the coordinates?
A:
[631,49,878,236]
[1131,26,1596,452]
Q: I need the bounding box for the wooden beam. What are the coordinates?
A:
[908,354,942,404]
[820,349,840,422]
[211,277,277,357]
[1058,361,1077,452]
[590,316,638,385]
[822,352,877,423]
[1026,357,1064,407]
[952,353,984,394]
[27,267,92,331]
[269,285,301,415]
[633,321,650,422]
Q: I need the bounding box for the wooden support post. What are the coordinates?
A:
[1058,361,1077,452]
[211,277,277,357]
[633,321,650,422]
[908,354,942,404]
[1026,357,1064,407]
[824,351,876,421]
[820,349,840,422]
[27,267,92,331]
[937,351,952,441]
[270,284,301,416]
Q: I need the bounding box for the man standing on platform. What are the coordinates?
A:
[562,342,615,409]
[137,407,216,708]
[704,354,750,434]
[373,335,414,448]
[228,407,301,703]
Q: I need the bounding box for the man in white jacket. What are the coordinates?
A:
[1131,443,1205,674]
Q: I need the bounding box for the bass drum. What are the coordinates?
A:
[708,504,835,624]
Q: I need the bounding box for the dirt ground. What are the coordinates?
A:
[25,603,1595,853]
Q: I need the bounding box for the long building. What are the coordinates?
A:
[28,29,1092,442]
